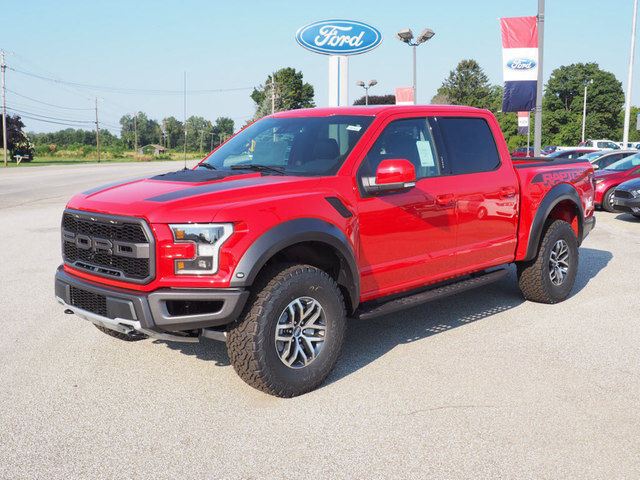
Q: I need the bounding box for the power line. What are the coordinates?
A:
[9,66,253,96]
[6,106,95,124]
[6,88,94,110]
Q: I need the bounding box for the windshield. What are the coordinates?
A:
[605,153,640,171]
[579,151,606,161]
[200,115,373,176]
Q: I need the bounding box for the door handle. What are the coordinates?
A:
[435,193,456,207]
[499,187,517,199]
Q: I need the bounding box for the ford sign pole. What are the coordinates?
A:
[534,0,545,157]
[295,20,382,107]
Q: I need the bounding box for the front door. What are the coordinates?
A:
[353,116,461,301]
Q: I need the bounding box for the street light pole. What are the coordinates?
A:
[623,0,638,146]
[581,80,592,143]
[534,0,545,156]
[412,45,417,104]
[1,50,7,167]
[356,80,378,105]
[396,28,435,106]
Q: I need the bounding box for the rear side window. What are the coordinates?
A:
[435,117,500,174]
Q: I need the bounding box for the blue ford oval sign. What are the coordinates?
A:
[295,20,382,56]
[506,58,537,70]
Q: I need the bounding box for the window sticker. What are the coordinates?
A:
[416,140,435,167]
[346,125,362,132]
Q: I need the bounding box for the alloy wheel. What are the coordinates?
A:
[549,239,570,286]
[274,297,327,369]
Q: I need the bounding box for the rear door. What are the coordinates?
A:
[432,116,519,272]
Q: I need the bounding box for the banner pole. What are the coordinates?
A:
[534,0,545,156]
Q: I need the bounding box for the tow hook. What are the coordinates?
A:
[64,309,74,314]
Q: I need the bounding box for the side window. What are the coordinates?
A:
[360,117,441,180]
[436,117,501,174]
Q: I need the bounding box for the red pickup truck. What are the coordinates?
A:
[55,105,596,397]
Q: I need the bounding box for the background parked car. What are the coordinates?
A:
[579,139,621,150]
[547,148,598,159]
[511,147,535,158]
[578,150,638,170]
[612,178,640,218]
[594,153,640,211]
[616,142,640,150]
[542,146,558,155]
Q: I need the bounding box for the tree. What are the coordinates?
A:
[0,115,33,159]
[251,68,314,119]
[353,94,396,105]
[211,117,235,148]
[119,112,160,149]
[184,116,213,152]
[432,59,494,109]
[543,63,625,145]
[162,116,184,149]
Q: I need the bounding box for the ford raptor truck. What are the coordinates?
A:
[55,106,596,397]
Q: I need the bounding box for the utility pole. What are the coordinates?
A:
[210,131,215,151]
[1,50,8,167]
[534,0,545,156]
[183,71,187,169]
[94,97,101,163]
[199,129,205,154]
[133,113,138,156]
[623,0,638,146]
[271,72,276,115]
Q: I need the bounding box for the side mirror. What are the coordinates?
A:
[592,164,600,170]
[363,159,417,194]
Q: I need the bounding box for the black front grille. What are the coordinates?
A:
[62,213,147,243]
[62,211,153,283]
[64,242,149,279]
[614,190,634,199]
[69,286,107,316]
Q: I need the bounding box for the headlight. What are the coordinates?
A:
[632,189,640,198]
[169,223,233,275]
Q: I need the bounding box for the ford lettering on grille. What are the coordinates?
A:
[61,210,154,284]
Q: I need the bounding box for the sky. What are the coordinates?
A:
[2,0,639,134]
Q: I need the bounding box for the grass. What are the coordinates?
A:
[1,154,203,168]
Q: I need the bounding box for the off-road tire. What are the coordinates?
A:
[227,264,346,397]
[93,324,147,342]
[602,187,617,212]
[517,220,579,304]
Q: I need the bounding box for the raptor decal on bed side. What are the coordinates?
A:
[531,169,586,187]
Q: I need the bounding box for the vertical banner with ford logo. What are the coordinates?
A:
[500,16,538,112]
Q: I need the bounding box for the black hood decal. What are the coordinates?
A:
[145,177,278,202]
[150,168,241,183]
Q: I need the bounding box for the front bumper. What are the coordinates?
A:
[55,267,249,342]
[611,195,640,215]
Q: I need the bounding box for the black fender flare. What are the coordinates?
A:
[524,183,585,261]
[229,218,360,311]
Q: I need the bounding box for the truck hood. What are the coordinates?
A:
[66,168,328,223]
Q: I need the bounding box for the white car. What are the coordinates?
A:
[616,142,640,150]
[579,139,620,150]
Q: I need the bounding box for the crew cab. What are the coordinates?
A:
[55,105,596,397]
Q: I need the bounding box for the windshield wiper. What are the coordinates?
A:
[230,164,285,175]
[197,163,217,170]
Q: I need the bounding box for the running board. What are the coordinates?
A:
[354,269,508,320]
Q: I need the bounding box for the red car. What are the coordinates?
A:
[55,105,596,396]
[511,147,535,158]
[594,153,640,211]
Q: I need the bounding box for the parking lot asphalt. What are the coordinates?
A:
[1,162,639,479]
